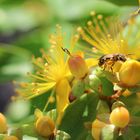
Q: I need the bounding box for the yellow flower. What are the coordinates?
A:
[77,11,140,66]
[16,25,79,124]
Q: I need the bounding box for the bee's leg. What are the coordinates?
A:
[103,63,107,70]
[111,67,113,72]
[110,62,115,72]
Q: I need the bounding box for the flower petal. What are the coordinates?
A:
[55,78,71,125]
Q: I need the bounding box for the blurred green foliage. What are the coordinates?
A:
[0,0,138,82]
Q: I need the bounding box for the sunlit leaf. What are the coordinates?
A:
[59,93,99,140]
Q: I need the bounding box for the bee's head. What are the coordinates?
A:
[98,56,105,66]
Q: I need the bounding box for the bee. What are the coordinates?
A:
[98,53,127,71]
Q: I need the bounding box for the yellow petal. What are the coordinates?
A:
[85,58,98,68]
[27,82,56,99]
[55,78,71,125]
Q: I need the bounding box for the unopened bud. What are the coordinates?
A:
[35,116,55,137]
[0,113,7,133]
[68,55,88,79]
[109,107,130,128]
[3,136,19,140]
[119,60,140,87]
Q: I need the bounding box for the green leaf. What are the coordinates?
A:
[96,113,110,124]
[0,45,32,82]
[72,79,85,97]
[122,128,135,140]
[129,116,140,126]
[99,77,114,96]
[9,123,37,140]
[31,90,56,114]
[130,125,140,138]
[55,130,71,140]
[59,93,99,140]
[85,132,93,140]
[102,70,119,83]
[101,125,117,140]
[46,0,121,20]
[0,134,5,140]
[128,85,140,93]
[104,0,138,6]
[96,100,110,114]
[88,74,102,91]
[120,94,140,116]
[116,135,124,140]
[0,7,39,33]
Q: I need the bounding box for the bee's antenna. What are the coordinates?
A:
[126,53,134,56]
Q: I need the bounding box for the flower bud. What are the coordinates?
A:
[35,116,55,137]
[0,113,7,133]
[109,107,130,128]
[3,136,19,140]
[68,55,88,79]
[88,74,102,91]
[119,60,140,87]
[91,119,106,140]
